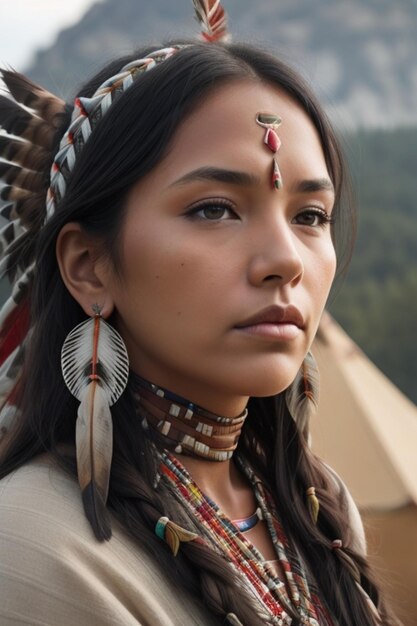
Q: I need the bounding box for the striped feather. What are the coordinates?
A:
[0,161,44,192]
[0,96,56,150]
[0,135,49,170]
[192,0,229,42]
[1,70,66,124]
[0,95,33,136]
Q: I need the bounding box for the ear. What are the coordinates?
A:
[56,222,115,318]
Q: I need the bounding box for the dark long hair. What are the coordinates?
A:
[0,42,397,625]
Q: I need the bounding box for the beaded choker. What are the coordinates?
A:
[130,373,248,461]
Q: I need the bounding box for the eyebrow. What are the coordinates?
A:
[169,166,334,194]
[169,167,260,188]
[295,178,335,194]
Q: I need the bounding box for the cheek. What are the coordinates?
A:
[115,224,223,324]
[305,240,337,304]
[318,247,337,292]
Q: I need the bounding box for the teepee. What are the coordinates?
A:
[311,312,417,625]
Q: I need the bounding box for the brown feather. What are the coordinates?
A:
[76,380,113,541]
[3,185,31,203]
[0,136,49,170]
[0,96,55,150]
[0,162,44,192]
[0,95,33,136]
[1,70,47,107]
[2,230,36,282]
[16,193,46,228]
[24,117,57,150]
[1,70,66,125]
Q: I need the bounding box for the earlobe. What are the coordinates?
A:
[56,222,114,318]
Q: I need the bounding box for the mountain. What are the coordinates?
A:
[26,0,417,129]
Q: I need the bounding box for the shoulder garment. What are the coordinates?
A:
[0,457,219,626]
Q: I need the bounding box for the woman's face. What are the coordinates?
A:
[105,80,336,415]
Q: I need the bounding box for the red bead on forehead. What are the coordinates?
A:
[264,128,281,153]
[255,112,283,190]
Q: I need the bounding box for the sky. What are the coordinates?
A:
[0,0,100,71]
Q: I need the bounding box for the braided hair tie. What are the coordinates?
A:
[155,516,199,556]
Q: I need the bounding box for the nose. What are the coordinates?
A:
[247,216,304,288]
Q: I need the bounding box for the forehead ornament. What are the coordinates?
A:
[255,112,283,190]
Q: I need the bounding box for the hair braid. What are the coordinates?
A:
[297,430,393,625]
[242,396,399,625]
[98,390,272,626]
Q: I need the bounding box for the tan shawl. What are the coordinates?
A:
[0,458,219,626]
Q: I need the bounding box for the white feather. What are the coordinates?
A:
[61,316,129,405]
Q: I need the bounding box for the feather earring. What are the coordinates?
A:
[285,350,319,445]
[61,304,129,540]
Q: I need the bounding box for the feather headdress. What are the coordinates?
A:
[0,71,66,430]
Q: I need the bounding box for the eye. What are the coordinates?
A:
[293,207,334,228]
[185,198,238,221]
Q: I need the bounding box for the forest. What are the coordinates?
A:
[329,127,417,403]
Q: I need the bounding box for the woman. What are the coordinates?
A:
[0,2,399,625]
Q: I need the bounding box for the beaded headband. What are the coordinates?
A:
[0,0,228,429]
[46,46,183,220]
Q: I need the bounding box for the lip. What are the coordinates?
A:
[234,304,305,330]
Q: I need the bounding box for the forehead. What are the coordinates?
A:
[158,79,329,187]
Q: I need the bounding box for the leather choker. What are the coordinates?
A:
[130,373,248,461]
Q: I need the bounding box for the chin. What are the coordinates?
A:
[227,364,301,399]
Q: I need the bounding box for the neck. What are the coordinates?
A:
[170,453,257,521]
[130,372,248,462]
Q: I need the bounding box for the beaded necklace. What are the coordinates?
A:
[159,451,335,626]
[131,374,334,624]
